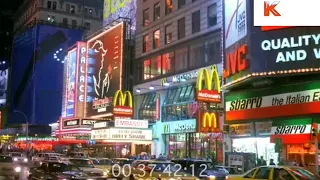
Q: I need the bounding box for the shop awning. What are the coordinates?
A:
[270,134,312,144]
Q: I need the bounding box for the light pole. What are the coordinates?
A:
[14,110,29,143]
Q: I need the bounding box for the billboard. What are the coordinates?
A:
[0,69,8,105]
[103,0,136,30]
[250,27,320,72]
[86,22,124,117]
[65,49,77,117]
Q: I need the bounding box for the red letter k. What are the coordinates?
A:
[264,1,281,16]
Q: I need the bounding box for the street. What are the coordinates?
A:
[0,164,30,180]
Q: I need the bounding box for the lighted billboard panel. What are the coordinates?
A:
[0,69,8,106]
[86,22,124,117]
[65,49,77,117]
[103,0,136,30]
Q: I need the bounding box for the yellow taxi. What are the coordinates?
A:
[229,166,316,180]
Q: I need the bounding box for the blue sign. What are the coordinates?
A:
[66,49,77,117]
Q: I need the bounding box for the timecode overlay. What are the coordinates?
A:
[109,163,210,178]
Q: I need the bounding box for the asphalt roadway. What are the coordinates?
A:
[0,164,30,180]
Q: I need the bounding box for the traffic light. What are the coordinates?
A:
[312,123,318,137]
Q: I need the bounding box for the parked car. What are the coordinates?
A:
[172,158,228,179]
[8,152,29,163]
[68,158,108,178]
[0,155,23,180]
[28,161,89,179]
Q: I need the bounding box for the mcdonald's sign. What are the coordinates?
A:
[113,90,133,117]
[164,124,170,134]
[196,65,222,103]
[161,78,168,87]
[198,112,220,133]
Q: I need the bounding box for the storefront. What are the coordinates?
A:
[133,64,224,162]
[91,119,152,157]
[225,81,320,166]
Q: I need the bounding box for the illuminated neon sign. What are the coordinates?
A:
[78,46,86,102]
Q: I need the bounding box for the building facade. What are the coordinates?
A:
[14,0,103,36]
[133,0,223,160]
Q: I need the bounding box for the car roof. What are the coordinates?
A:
[68,158,90,160]
[134,160,172,163]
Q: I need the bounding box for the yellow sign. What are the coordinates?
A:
[199,112,219,132]
[164,124,170,134]
[196,65,221,92]
[113,90,133,108]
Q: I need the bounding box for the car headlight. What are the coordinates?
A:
[103,171,108,176]
[208,175,216,180]
[24,158,28,162]
[226,176,229,179]
[14,166,21,172]
[13,158,18,161]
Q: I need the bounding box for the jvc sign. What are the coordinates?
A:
[264,1,281,16]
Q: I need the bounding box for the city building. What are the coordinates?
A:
[13,0,103,36]
[133,0,223,160]
[222,0,320,167]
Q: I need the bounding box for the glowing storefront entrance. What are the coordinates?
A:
[91,119,153,157]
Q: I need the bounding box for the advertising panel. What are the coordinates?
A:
[225,81,320,121]
[115,119,148,129]
[103,0,136,30]
[229,123,254,137]
[86,22,124,117]
[197,112,220,133]
[162,119,196,134]
[250,27,320,72]
[0,69,8,106]
[224,0,247,48]
[109,128,152,140]
[113,90,133,117]
[65,49,77,117]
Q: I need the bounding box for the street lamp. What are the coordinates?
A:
[13,110,29,143]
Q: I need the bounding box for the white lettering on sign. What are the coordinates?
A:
[109,128,152,140]
[91,129,109,139]
[93,122,108,128]
[271,125,311,135]
[115,119,148,129]
[172,71,198,83]
[66,120,78,126]
[82,120,95,125]
[78,46,87,102]
[261,34,320,63]
[226,89,320,111]
[198,92,221,100]
[163,119,196,134]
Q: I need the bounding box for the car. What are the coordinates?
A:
[67,151,87,158]
[32,152,63,165]
[215,166,242,175]
[112,158,134,166]
[0,155,23,180]
[129,160,199,180]
[68,157,108,178]
[172,158,228,179]
[8,152,29,163]
[28,161,90,179]
[229,166,316,180]
[92,158,113,171]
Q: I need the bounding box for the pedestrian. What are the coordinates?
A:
[269,159,276,165]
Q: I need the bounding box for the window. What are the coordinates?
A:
[192,10,201,33]
[89,9,93,17]
[162,52,174,75]
[165,0,173,15]
[177,18,186,39]
[66,4,70,12]
[150,55,161,77]
[189,41,205,68]
[47,15,55,23]
[175,47,188,71]
[70,5,75,14]
[138,93,157,121]
[143,59,151,80]
[84,22,90,29]
[62,18,68,25]
[71,19,77,27]
[165,24,172,44]
[153,30,160,49]
[52,2,57,10]
[84,8,88,15]
[254,167,271,179]
[47,1,52,9]
[154,2,160,20]
[143,34,150,53]
[244,168,257,178]
[208,4,217,27]
[178,0,186,9]
[207,39,221,64]
[143,9,149,26]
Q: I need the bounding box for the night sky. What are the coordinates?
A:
[0,0,24,59]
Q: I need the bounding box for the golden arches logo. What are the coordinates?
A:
[161,78,167,87]
[113,90,133,108]
[201,112,219,132]
[196,65,221,92]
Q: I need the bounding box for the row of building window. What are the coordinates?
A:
[140,36,221,81]
[46,15,91,29]
[142,3,217,53]
[46,0,97,17]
